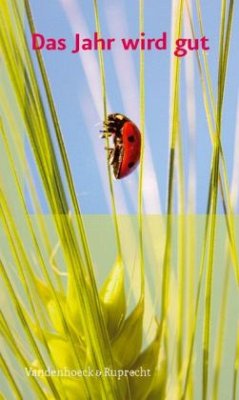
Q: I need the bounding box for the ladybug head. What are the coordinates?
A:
[106,113,129,133]
[108,113,130,122]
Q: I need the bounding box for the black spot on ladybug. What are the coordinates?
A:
[128,135,135,142]
[128,162,135,169]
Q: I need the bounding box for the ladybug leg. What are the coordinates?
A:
[100,130,112,139]
[104,147,114,161]
[104,121,117,132]
[105,147,121,166]
[109,145,122,165]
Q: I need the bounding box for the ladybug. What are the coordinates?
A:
[101,113,141,179]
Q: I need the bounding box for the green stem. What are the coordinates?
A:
[93,0,122,261]
[138,0,145,298]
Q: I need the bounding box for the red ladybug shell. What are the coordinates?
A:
[104,113,141,179]
[118,121,141,178]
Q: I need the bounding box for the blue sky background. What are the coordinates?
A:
[28,0,239,214]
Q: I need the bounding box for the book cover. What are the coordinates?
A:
[1,1,239,399]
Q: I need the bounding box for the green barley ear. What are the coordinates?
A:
[146,370,166,400]
[35,278,66,335]
[46,337,89,399]
[47,337,79,370]
[47,298,66,335]
[112,297,144,368]
[34,278,53,302]
[66,273,84,335]
[145,326,167,400]
[128,324,162,400]
[60,379,88,400]
[145,355,167,400]
[32,357,88,400]
[100,257,126,337]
